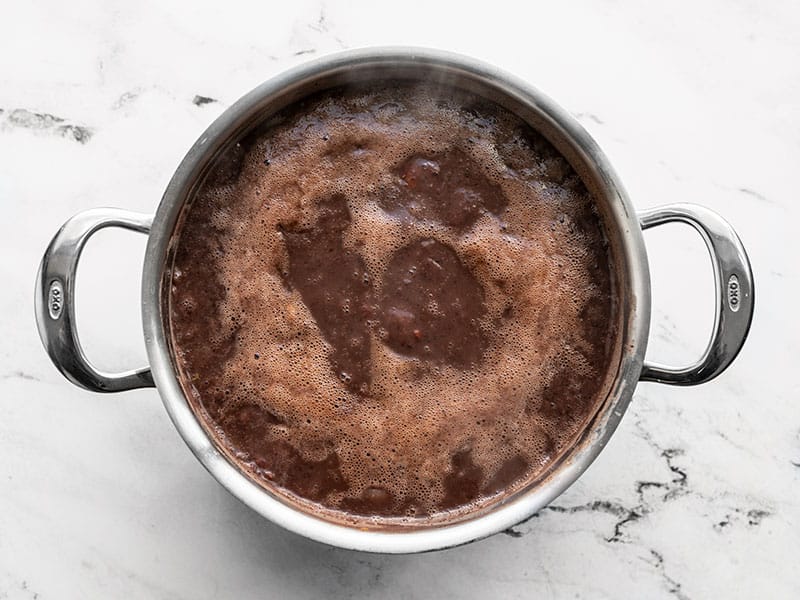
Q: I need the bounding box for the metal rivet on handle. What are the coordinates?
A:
[48,279,64,320]
[727,274,741,312]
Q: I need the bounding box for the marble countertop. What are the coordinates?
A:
[1,1,798,598]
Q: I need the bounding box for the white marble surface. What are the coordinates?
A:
[1,1,798,597]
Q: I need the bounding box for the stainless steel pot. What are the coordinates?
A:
[34,48,754,553]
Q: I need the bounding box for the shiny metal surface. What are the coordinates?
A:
[639,204,754,385]
[34,208,155,392]
[34,48,753,553]
[141,47,650,553]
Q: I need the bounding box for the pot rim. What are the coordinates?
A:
[141,46,650,553]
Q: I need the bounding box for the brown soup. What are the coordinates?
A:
[167,82,621,528]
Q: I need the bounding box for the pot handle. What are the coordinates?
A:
[638,203,754,385]
[35,208,156,392]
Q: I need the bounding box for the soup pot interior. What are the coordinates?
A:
[142,48,650,552]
